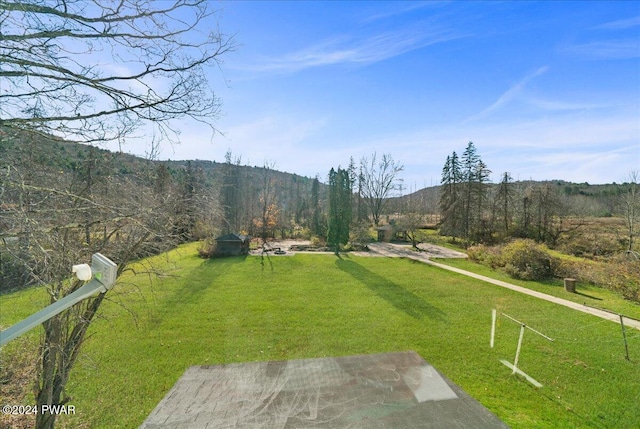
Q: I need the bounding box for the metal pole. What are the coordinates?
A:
[501,312,554,342]
[490,309,497,348]
[620,314,630,361]
[0,253,116,347]
[513,324,526,373]
[0,280,105,346]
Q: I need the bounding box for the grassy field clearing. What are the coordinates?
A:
[434,258,640,321]
[1,243,639,428]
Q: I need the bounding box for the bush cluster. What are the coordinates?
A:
[197,238,218,258]
[468,239,640,302]
[468,240,555,280]
[537,253,640,301]
[500,240,554,280]
[310,236,325,247]
[603,256,640,302]
[558,232,621,257]
[466,244,502,269]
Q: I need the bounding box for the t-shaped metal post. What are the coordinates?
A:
[0,253,117,347]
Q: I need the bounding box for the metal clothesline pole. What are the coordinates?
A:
[501,312,554,342]
[494,311,554,387]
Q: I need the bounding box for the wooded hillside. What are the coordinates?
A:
[0,128,326,293]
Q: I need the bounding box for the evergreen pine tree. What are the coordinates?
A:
[310,176,322,237]
[439,151,463,238]
[327,167,352,253]
[461,141,480,239]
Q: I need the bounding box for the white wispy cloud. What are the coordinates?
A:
[356,107,639,185]
[361,2,446,24]
[528,145,633,167]
[172,114,330,173]
[241,25,465,74]
[463,66,549,123]
[515,144,638,184]
[522,96,610,112]
[592,15,640,30]
[560,40,640,60]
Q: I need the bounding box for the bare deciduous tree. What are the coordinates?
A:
[254,161,279,249]
[397,186,427,249]
[1,147,184,428]
[359,153,403,226]
[620,171,639,255]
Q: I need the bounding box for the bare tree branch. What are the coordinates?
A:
[0,0,235,145]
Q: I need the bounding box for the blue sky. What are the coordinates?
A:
[117,1,639,187]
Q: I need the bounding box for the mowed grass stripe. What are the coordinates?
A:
[1,243,638,428]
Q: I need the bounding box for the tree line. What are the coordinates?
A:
[438,142,639,251]
[324,154,403,253]
[213,151,404,254]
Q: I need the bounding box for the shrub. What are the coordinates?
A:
[310,236,325,247]
[601,256,640,302]
[198,238,218,258]
[501,239,555,280]
[467,239,640,303]
[349,224,372,249]
[559,232,620,257]
[467,244,502,269]
[553,258,589,282]
[291,226,311,240]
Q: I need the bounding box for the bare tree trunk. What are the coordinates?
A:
[621,171,639,253]
[35,291,106,429]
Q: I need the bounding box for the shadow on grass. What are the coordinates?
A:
[574,290,603,301]
[335,258,447,322]
[538,278,603,301]
[164,256,247,307]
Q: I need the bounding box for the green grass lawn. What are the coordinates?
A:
[434,257,640,321]
[1,243,639,428]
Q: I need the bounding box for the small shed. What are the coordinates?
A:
[215,233,251,256]
[377,225,394,242]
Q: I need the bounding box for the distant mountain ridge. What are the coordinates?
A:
[0,127,627,219]
[0,127,320,185]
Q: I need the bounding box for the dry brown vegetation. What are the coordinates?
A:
[0,337,38,429]
[467,217,640,302]
[556,217,630,257]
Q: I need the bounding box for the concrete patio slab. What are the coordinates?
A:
[140,351,509,429]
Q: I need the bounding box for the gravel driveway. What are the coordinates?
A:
[366,242,467,260]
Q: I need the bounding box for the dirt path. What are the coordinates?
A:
[367,242,640,331]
